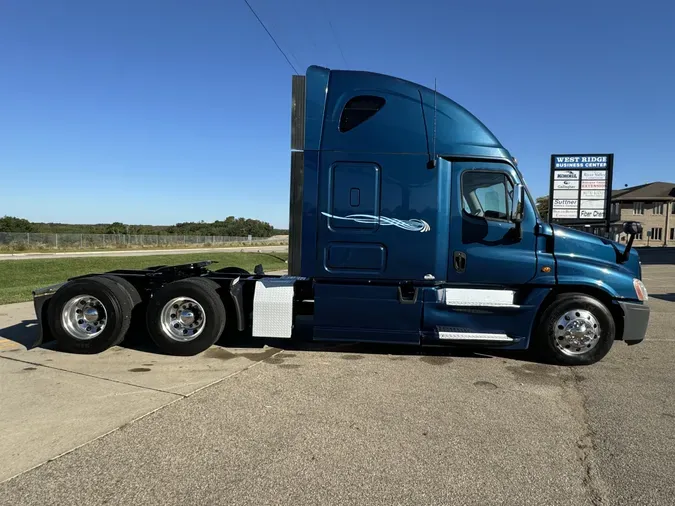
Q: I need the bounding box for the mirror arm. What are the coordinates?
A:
[620,233,636,263]
[509,184,525,242]
[620,221,642,263]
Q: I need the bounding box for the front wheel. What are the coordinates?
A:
[534,293,615,366]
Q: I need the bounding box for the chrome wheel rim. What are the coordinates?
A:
[61,295,107,340]
[554,309,601,356]
[160,297,206,342]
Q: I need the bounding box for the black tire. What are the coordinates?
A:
[99,274,142,306]
[47,276,134,354]
[534,292,615,366]
[145,277,226,356]
[99,274,146,343]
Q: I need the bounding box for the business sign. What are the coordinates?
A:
[548,154,613,224]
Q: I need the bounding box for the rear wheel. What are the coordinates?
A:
[145,277,226,356]
[48,276,135,353]
[534,292,615,365]
[99,274,142,306]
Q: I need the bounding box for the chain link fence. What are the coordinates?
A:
[0,232,288,251]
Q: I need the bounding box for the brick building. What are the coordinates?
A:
[609,182,675,246]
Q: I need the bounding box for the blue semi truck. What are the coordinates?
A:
[32,65,650,365]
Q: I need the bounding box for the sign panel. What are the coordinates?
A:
[580,189,606,199]
[582,170,607,180]
[554,170,580,180]
[581,180,606,189]
[553,155,609,169]
[554,180,579,190]
[548,154,613,224]
[553,199,578,208]
[580,199,605,209]
[552,209,578,218]
[553,189,579,199]
[579,209,605,219]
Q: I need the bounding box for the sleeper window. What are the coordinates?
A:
[339,96,386,133]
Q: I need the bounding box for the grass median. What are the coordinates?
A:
[0,251,288,305]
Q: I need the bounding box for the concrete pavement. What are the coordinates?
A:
[576,262,675,505]
[0,337,284,483]
[0,263,673,504]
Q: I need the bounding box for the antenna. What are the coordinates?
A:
[432,78,437,162]
[426,78,438,169]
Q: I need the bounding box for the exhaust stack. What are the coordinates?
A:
[288,75,306,276]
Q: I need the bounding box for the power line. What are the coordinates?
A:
[326,18,348,68]
[321,0,348,68]
[242,0,299,74]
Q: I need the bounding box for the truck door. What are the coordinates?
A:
[447,161,538,286]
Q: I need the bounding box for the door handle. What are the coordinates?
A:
[453,251,466,273]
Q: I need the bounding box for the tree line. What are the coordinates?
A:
[0,215,288,237]
[535,196,549,219]
[2,197,550,236]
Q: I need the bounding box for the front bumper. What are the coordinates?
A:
[618,300,650,345]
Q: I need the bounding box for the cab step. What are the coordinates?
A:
[438,332,513,342]
[436,327,515,343]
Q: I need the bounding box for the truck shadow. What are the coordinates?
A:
[635,248,675,265]
[651,293,675,302]
[0,319,42,350]
[1,320,539,365]
[252,338,537,364]
[117,333,539,364]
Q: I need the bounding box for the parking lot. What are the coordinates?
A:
[1,255,674,505]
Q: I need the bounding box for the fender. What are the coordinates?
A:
[555,256,639,301]
[228,278,246,332]
[556,276,621,299]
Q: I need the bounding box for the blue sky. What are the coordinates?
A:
[1,0,673,228]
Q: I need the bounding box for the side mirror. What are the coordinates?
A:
[510,184,525,223]
[623,221,642,235]
[620,221,642,263]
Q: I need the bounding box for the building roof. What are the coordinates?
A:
[611,182,675,201]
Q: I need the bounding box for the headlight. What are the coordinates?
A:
[633,278,648,301]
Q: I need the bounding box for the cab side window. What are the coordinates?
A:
[462,171,514,221]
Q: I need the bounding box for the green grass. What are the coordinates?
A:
[0,251,288,305]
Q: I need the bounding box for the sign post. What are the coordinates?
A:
[548,154,614,235]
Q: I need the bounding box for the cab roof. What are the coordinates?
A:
[303,65,513,161]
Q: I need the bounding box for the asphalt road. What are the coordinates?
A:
[0,244,287,261]
[0,261,673,505]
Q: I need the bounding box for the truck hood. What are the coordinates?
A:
[552,224,642,280]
